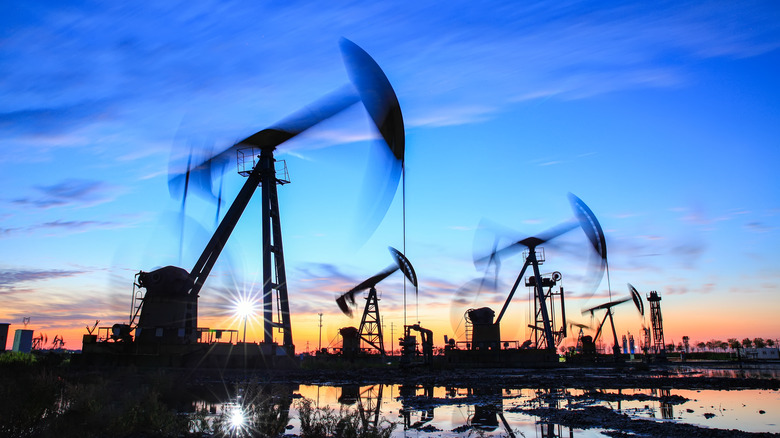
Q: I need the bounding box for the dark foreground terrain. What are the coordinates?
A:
[2,352,779,437]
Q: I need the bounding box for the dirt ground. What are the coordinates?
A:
[235,361,780,391]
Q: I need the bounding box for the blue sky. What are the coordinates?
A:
[1,1,779,350]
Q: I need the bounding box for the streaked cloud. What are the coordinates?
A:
[408,104,497,128]
[0,103,114,138]
[3,1,775,148]
[0,218,136,239]
[12,179,121,209]
[0,268,86,292]
[745,221,773,233]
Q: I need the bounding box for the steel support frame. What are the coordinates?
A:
[357,385,384,431]
[259,147,293,351]
[358,286,385,355]
[593,309,621,356]
[496,248,555,351]
[530,277,566,350]
[185,146,293,352]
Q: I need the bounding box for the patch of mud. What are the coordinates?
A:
[568,390,689,404]
[517,405,779,438]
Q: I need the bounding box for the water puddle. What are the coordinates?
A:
[665,364,780,380]
[185,382,780,436]
[603,388,780,433]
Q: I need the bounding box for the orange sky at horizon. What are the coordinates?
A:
[3,290,778,353]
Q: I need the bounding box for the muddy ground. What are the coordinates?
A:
[209,361,780,391]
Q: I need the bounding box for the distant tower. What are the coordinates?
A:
[647,291,666,359]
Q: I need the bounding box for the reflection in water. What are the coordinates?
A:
[398,384,524,437]
[399,384,435,430]
[338,384,359,405]
[529,388,575,438]
[356,384,384,431]
[667,364,780,379]
[190,382,294,437]
[657,388,674,420]
[531,388,570,409]
[539,422,574,438]
[468,387,501,433]
[178,380,780,437]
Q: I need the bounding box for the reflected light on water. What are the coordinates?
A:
[189,380,779,437]
[228,405,247,431]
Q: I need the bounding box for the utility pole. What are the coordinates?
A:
[390,322,394,357]
[242,314,248,344]
[382,316,386,357]
[318,312,323,352]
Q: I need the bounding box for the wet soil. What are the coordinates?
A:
[517,405,778,438]
[209,362,780,391]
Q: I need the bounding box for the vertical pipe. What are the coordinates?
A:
[318,313,323,351]
[530,251,555,350]
[560,286,567,338]
[608,309,620,356]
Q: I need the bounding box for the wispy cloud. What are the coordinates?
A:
[0,226,24,237]
[12,179,121,209]
[0,268,86,293]
[36,220,117,232]
[384,1,780,125]
[407,104,497,128]
[0,217,135,239]
[2,0,776,148]
[0,103,114,137]
[1,287,126,338]
[745,221,773,233]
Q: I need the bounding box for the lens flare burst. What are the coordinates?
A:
[212,276,264,343]
[222,402,250,436]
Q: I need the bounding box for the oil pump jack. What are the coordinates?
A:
[106,39,405,358]
[470,194,608,354]
[336,247,418,356]
[580,285,644,358]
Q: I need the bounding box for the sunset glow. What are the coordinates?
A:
[1,2,778,354]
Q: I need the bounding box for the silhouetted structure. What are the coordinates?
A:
[0,323,9,352]
[468,307,499,351]
[647,291,666,359]
[528,271,566,351]
[401,323,433,366]
[336,247,417,357]
[358,286,384,355]
[13,329,33,353]
[81,39,405,368]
